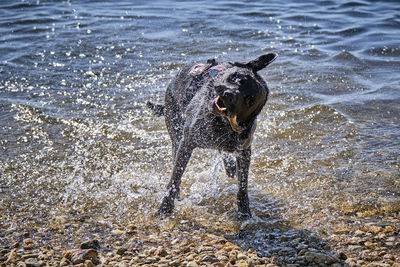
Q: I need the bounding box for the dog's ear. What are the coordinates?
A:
[207,58,217,65]
[241,53,278,72]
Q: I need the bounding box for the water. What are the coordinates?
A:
[1,0,399,256]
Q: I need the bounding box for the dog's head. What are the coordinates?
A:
[210,53,277,133]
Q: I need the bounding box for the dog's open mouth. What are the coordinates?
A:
[215,96,227,114]
[215,96,243,133]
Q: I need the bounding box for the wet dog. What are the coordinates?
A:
[151,53,277,219]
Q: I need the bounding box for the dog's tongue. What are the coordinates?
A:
[227,115,242,133]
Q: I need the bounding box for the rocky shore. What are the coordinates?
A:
[1,214,399,267]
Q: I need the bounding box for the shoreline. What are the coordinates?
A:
[1,214,399,266]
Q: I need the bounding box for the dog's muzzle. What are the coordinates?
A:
[215,96,243,133]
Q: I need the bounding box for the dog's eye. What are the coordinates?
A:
[230,73,241,83]
[246,96,256,107]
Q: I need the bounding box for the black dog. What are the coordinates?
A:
[152,53,277,219]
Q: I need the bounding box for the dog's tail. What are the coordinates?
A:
[146,101,165,116]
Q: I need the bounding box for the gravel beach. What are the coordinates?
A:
[1,212,399,266]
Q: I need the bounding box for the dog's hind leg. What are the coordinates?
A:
[236,148,252,220]
[221,153,237,178]
[158,141,193,215]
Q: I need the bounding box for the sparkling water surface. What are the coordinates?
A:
[0,0,399,254]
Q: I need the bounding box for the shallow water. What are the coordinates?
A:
[1,0,399,257]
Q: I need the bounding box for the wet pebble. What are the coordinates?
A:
[115,247,127,255]
[80,239,100,250]
[155,246,168,257]
[68,249,99,265]
[24,257,42,267]
[304,251,339,265]
[201,254,218,263]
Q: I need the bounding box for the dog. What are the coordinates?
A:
[150,53,277,219]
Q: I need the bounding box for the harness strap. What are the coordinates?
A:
[189,62,226,77]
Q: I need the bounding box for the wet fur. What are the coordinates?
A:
[155,53,277,219]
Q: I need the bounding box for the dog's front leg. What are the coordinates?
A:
[236,148,251,219]
[158,142,193,215]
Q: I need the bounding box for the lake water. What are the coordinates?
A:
[1,0,399,259]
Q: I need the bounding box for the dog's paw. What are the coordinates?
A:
[157,197,175,216]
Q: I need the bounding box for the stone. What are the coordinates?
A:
[229,250,238,262]
[201,255,218,263]
[296,243,308,251]
[352,236,363,244]
[234,260,247,267]
[23,238,35,250]
[21,254,39,260]
[199,245,214,253]
[338,252,347,260]
[111,229,125,235]
[367,225,383,234]
[187,261,199,267]
[126,224,137,234]
[5,249,18,264]
[169,259,180,266]
[80,240,100,250]
[202,255,218,263]
[186,254,195,261]
[217,255,229,262]
[365,241,379,249]
[71,249,98,265]
[383,254,395,260]
[155,246,168,257]
[304,251,339,265]
[62,250,76,260]
[354,230,365,236]
[116,247,127,255]
[144,257,157,264]
[171,238,180,245]
[24,257,41,267]
[59,257,70,266]
[237,253,247,261]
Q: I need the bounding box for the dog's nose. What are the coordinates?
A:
[222,91,237,106]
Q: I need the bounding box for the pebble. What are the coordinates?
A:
[115,247,127,255]
[70,249,98,265]
[169,259,180,266]
[187,260,198,267]
[24,257,41,267]
[126,224,137,234]
[155,246,168,257]
[305,251,339,265]
[354,229,365,236]
[80,240,100,250]
[111,229,125,235]
[201,254,218,263]
[237,252,247,260]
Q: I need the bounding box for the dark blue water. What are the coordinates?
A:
[0,0,399,257]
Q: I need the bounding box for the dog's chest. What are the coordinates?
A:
[189,115,250,153]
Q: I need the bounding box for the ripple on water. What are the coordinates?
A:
[0,1,399,264]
